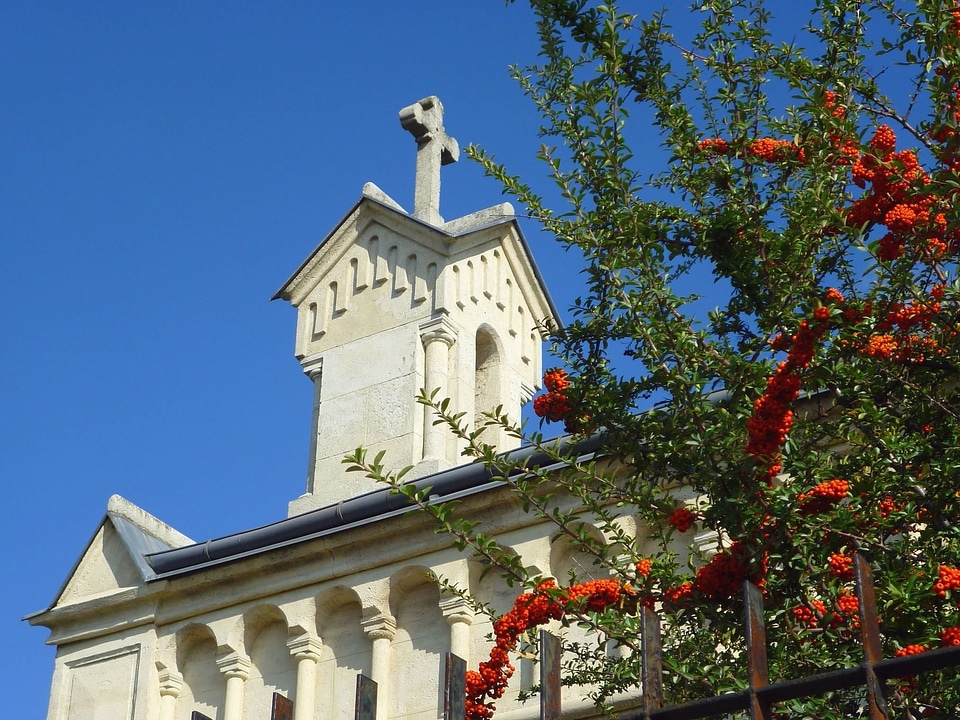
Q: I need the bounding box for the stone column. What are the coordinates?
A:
[440,596,474,662]
[287,633,323,720]
[301,355,324,496]
[361,614,397,720]
[420,317,456,462]
[216,652,251,720]
[158,668,183,720]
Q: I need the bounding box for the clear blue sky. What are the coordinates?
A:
[1,3,572,714]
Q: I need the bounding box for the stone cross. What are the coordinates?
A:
[399,96,459,225]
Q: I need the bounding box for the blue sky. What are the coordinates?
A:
[1,2,575,713]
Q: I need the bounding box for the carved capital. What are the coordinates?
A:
[420,316,456,347]
[300,354,324,382]
[158,669,184,698]
[360,613,397,641]
[216,652,251,681]
[440,596,475,627]
[287,632,323,663]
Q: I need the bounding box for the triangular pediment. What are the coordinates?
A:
[276,187,555,309]
[274,188,559,362]
[50,495,192,609]
[275,194,449,308]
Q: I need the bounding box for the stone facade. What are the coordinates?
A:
[28,98,639,720]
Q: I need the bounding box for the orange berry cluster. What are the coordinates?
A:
[843,121,953,263]
[698,137,728,155]
[854,298,950,363]
[698,91,958,366]
[747,137,801,162]
[877,299,942,333]
[878,496,898,518]
[941,626,960,646]
[696,136,803,162]
[667,506,698,533]
[798,478,850,515]
[895,644,927,658]
[532,392,571,423]
[836,591,860,629]
[543,368,570,393]
[748,316,830,485]
[692,540,766,601]
[532,369,572,424]
[662,581,694,607]
[466,578,626,720]
[791,592,859,630]
[635,558,652,578]
[933,564,960,598]
[792,600,828,628]
[828,553,855,580]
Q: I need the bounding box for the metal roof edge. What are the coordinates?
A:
[145,433,603,579]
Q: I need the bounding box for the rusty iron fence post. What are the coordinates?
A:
[640,605,663,720]
[743,581,772,720]
[444,653,467,720]
[541,630,562,720]
[855,554,890,720]
[355,674,377,720]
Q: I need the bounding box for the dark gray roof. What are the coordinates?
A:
[144,434,602,581]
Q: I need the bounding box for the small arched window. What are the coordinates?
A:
[475,326,505,446]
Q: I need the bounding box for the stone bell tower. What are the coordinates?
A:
[275,97,559,517]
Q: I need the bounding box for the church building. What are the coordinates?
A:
[28,97,634,720]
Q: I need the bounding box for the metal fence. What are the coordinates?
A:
[624,554,960,720]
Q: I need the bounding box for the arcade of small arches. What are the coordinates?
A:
[153,517,643,720]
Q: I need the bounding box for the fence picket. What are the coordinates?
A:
[540,630,562,720]
[640,606,663,719]
[445,653,467,720]
[743,581,772,720]
[355,674,378,720]
[855,554,890,719]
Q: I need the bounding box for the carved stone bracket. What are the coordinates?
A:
[286,633,323,663]
[300,354,323,382]
[419,315,457,348]
[440,595,475,627]
[158,668,184,698]
[216,652,252,681]
[360,613,397,642]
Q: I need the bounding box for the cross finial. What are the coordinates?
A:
[399,96,459,225]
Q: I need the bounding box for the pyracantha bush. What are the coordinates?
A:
[350,2,960,718]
